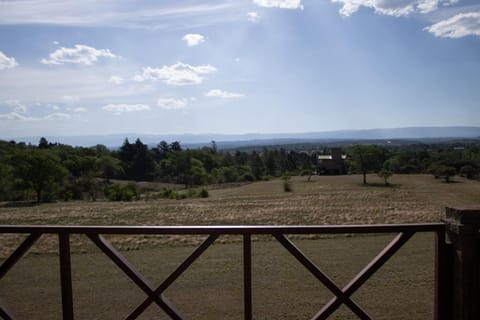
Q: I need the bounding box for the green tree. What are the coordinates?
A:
[0,162,15,201]
[118,138,155,181]
[429,164,457,183]
[377,169,393,186]
[38,137,49,149]
[350,145,384,185]
[96,155,124,183]
[8,150,67,202]
[459,165,479,180]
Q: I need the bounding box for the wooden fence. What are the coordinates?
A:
[0,207,479,319]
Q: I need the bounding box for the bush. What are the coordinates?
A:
[282,175,292,192]
[377,169,393,185]
[199,188,209,198]
[239,173,255,182]
[161,187,175,199]
[105,182,138,201]
[460,165,479,180]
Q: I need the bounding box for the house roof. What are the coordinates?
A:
[318,155,347,160]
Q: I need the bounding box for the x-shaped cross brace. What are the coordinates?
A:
[87,234,219,320]
[273,232,414,320]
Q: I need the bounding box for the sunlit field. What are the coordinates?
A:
[1,174,479,319]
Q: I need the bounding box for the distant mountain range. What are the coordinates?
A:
[10,126,480,148]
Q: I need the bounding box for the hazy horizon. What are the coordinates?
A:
[1,0,479,138]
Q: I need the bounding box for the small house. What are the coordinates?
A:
[317,148,347,175]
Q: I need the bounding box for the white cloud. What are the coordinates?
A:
[331,0,458,17]
[205,89,244,98]
[425,12,480,38]
[157,98,188,110]
[0,112,31,121]
[109,75,124,85]
[41,44,116,65]
[0,1,239,30]
[182,33,205,46]
[0,51,18,70]
[247,12,260,22]
[44,113,71,120]
[253,0,303,10]
[4,100,27,113]
[62,95,78,102]
[0,111,71,121]
[68,107,87,113]
[101,103,150,114]
[134,62,216,86]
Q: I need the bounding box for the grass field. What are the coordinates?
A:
[0,174,479,319]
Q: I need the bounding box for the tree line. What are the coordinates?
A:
[0,137,479,202]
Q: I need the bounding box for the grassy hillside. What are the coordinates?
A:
[0,174,479,319]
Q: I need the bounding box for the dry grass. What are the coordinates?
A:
[0,174,479,256]
[0,234,436,320]
[1,174,478,319]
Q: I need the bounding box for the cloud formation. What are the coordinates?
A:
[331,0,458,17]
[0,51,18,70]
[109,76,124,85]
[253,0,303,9]
[41,44,116,65]
[102,103,150,114]
[134,62,216,86]
[205,89,244,98]
[0,1,238,30]
[425,12,480,38]
[43,113,71,120]
[0,111,71,121]
[5,100,27,113]
[0,112,30,121]
[157,98,188,110]
[182,34,205,46]
[247,12,260,22]
[68,107,87,113]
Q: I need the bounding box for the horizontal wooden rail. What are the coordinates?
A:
[0,223,445,235]
[0,223,446,320]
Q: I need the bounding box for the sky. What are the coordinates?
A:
[0,0,479,139]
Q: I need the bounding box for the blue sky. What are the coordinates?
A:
[0,0,479,139]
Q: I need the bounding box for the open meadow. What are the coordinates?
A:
[1,174,479,319]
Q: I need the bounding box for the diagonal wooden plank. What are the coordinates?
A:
[86,234,185,320]
[0,297,17,320]
[127,234,218,319]
[314,232,414,319]
[0,233,42,320]
[0,233,41,279]
[273,234,372,319]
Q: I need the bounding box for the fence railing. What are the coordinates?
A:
[0,222,451,320]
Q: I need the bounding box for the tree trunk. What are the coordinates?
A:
[363,171,367,184]
[36,188,42,203]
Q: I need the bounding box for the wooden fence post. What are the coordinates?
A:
[444,207,480,320]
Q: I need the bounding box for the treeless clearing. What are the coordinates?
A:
[0,174,478,319]
[0,174,479,255]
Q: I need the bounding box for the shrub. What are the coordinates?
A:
[460,165,479,180]
[105,182,138,201]
[239,173,255,182]
[282,175,292,192]
[377,169,393,185]
[199,188,209,198]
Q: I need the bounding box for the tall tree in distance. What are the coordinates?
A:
[8,149,67,202]
[350,145,384,185]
